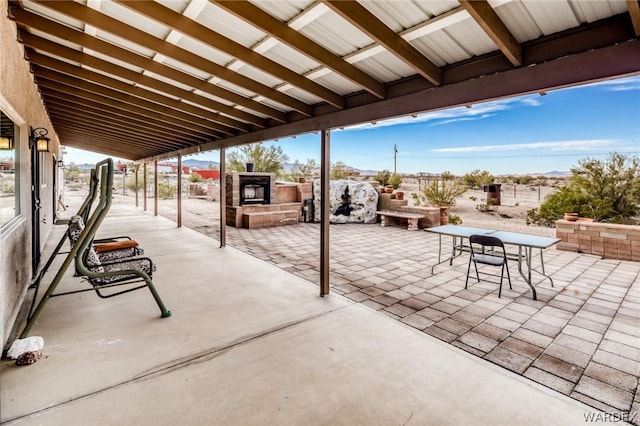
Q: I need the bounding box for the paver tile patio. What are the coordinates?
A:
[179,206,640,421]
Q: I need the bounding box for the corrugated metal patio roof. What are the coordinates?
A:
[8,0,640,161]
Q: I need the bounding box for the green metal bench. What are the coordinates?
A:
[22,158,171,338]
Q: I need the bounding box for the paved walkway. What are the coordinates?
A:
[167,198,640,422]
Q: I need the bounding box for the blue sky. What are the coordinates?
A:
[65,74,640,175]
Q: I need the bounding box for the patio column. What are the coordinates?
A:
[219,148,226,248]
[143,162,147,212]
[134,164,139,207]
[154,160,158,217]
[177,154,182,227]
[320,129,330,296]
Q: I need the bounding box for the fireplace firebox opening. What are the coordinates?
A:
[240,175,271,205]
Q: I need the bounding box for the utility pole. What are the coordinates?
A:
[394,144,398,174]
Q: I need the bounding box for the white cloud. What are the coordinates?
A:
[558,75,640,93]
[431,139,623,153]
[341,95,543,131]
[430,113,495,126]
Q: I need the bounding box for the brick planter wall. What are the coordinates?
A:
[556,219,640,261]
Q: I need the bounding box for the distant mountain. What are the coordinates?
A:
[182,159,219,169]
[538,170,570,177]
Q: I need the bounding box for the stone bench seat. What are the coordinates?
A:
[376,210,425,231]
[242,210,299,229]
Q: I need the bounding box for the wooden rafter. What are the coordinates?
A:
[211,0,385,100]
[459,0,522,67]
[28,0,314,116]
[322,0,442,86]
[34,75,225,137]
[118,0,347,108]
[11,6,282,124]
[627,0,640,37]
[40,88,213,142]
[24,43,250,133]
[31,61,235,137]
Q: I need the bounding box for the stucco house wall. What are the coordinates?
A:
[1,1,61,348]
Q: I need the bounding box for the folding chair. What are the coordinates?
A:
[465,234,512,298]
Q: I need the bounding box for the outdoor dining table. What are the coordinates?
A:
[425,224,560,300]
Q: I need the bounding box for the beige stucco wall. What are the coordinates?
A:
[1,0,60,348]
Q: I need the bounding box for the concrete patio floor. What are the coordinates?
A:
[171,198,640,422]
[1,202,633,425]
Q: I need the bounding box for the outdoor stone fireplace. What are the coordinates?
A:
[225,172,301,229]
[226,172,276,207]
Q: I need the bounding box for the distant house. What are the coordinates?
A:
[171,165,190,175]
[192,169,220,180]
[0,159,14,171]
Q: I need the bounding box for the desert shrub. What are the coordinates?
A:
[413,179,467,207]
[536,176,549,186]
[227,143,289,178]
[440,171,455,181]
[447,214,462,225]
[526,153,640,226]
[514,175,535,185]
[476,197,498,213]
[288,158,318,182]
[388,173,403,189]
[462,169,495,189]
[330,161,349,179]
[189,172,203,182]
[0,179,14,194]
[157,181,176,199]
[375,169,391,186]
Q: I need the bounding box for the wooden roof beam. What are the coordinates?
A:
[50,114,189,152]
[30,59,235,137]
[23,41,250,133]
[10,5,282,124]
[459,0,522,67]
[322,0,442,86]
[118,0,348,107]
[627,0,640,37]
[46,106,200,150]
[211,0,385,100]
[28,0,314,116]
[41,88,212,142]
[34,75,225,138]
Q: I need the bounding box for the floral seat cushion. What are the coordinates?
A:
[67,215,155,284]
[68,215,145,262]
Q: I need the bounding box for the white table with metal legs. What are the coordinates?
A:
[425,225,560,300]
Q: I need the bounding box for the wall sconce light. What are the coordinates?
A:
[57,159,64,168]
[0,136,13,150]
[30,126,50,152]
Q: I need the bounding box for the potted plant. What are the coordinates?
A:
[412,180,468,225]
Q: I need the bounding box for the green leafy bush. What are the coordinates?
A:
[447,214,462,225]
[375,169,391,186]
[413,180,467,207]
[189,172,203,182]
[157,181,176,199]
[330,161,348,179]
[227,143,289,178]
[287,158,318,182]
[388,173,403,189]
[526,153,640,226]
[462,169,495,189]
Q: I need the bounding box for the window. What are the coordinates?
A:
[0,109,18,227]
